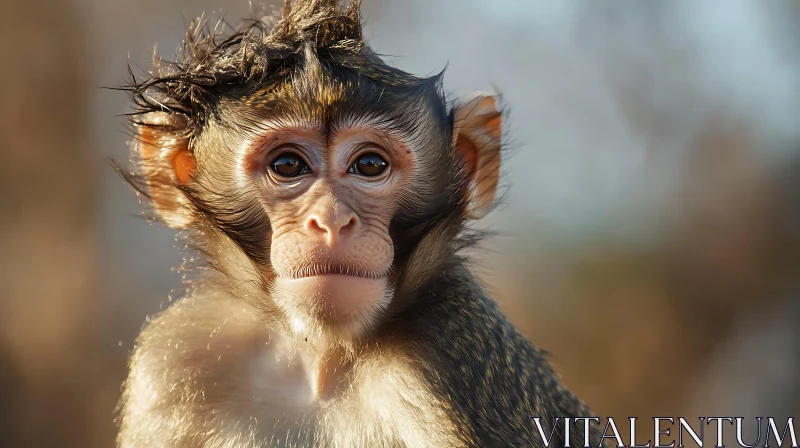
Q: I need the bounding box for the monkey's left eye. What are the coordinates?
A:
[348,153,388,177]
[270,153,311,178]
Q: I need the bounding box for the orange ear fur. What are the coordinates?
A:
[173,150,196,185]
[135,112,196,228]
[452,93,502,220]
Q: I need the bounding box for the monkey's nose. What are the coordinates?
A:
[305,212,358,245]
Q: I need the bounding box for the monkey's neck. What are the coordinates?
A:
[308,345,352,400]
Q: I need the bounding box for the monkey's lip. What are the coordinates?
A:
[281,265,388,280]
[283,274,387,283]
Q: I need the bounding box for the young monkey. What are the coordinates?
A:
[117,1,604,447]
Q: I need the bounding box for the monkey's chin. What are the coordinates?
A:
[274,275,390,337]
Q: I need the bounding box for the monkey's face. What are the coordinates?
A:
[251,125,415,334]
[130,64,502,341]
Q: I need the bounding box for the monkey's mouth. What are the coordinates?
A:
[282,263,387,280]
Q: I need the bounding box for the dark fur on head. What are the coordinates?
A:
[125,0,444,141]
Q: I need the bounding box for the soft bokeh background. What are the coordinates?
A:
[1,0,798,446]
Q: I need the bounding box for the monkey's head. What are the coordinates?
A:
[123,0,503,343]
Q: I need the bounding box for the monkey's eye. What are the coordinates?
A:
[270,153,311,177]
[348,153,388,177]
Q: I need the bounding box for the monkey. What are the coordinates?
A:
[116,1,605,447]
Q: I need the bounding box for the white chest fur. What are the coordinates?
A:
[120,294,462,448]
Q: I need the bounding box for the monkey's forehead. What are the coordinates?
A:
[214,86,448,147]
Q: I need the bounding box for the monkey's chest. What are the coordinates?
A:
[232,339,459,447]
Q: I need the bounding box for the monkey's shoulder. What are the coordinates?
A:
[119,294,310,446]
[405,281,601,447]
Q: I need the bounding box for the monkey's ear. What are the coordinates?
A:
[134,112,197,228]
[452,93,502,220]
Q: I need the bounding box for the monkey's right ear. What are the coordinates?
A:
[452,93,502,220]
[134,112,197,228]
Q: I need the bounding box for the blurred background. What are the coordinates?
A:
[1,0,798,446]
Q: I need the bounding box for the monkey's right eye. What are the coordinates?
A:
[270,153,311,178]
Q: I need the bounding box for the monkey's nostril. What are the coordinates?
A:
[340,216,357,234]
[308,218,326,233]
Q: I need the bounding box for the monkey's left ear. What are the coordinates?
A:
[452,93,502,220]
